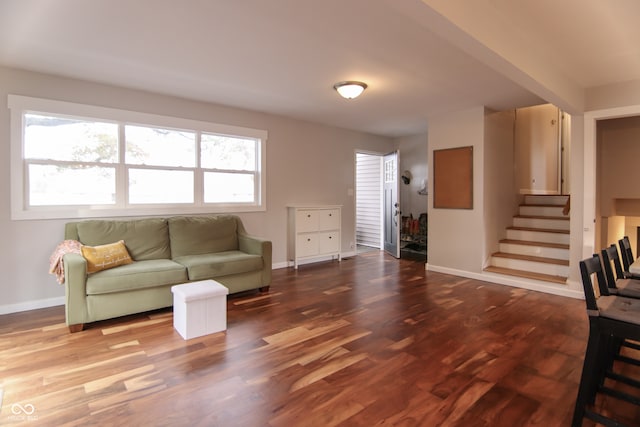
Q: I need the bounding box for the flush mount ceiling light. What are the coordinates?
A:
[333,81,368,99]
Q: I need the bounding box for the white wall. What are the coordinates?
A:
[586,80,640,112]
[395,133,428,219]
[427,107,486,272]
[602,216,625,249]
[568,113,585,292]
[483,109,517,262]
[0,66,393,313]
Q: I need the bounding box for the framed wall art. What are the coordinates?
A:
[433,146,473,209]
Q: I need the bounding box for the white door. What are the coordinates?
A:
[383,151,400,258]
[515,104,561,194]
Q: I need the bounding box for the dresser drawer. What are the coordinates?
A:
[295,209,319,232]
[318,209,340,231]
[296,233,319,257]
[318,231,340,254]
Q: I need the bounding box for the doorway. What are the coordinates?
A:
[355,152,382,252]
[515,104,565,195]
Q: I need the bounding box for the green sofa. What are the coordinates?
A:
[63,215,272,332]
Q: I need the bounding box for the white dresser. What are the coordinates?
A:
[288,205,342,269]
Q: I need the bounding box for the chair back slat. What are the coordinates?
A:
[579,254,607,312]
[619,236,635,272]
[601,244,624,291]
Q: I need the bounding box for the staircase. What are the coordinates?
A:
[484,195,570,284]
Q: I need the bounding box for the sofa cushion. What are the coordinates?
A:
[174,251,263,281]
[81,240,133,273]
[86,259,188,295]
[168,215,238,258]
[76,218,171,261]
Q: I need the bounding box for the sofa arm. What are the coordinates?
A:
[63,253,89,328]
[238,234,272,286]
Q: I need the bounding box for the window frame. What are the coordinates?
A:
[9,95,267,220]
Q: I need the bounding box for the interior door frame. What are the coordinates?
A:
[584,105,640,261]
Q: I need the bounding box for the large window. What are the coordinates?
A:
[9,95,267,219]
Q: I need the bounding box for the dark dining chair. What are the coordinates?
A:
[572,253,640,427]
[618,236,640,279]
[601,244,640,298]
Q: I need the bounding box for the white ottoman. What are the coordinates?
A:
[171,280,229,340]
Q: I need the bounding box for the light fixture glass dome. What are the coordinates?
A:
[333,81,367,99]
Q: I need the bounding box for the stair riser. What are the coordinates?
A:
[484,267,567,284]
[499,243,569,260]
[523,195,569,206]
[491,256,569,276]
[513,217,570,231]
[506,229,570,245]
[519,206,566,217]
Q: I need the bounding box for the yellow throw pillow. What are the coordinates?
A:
[81,240,133,273]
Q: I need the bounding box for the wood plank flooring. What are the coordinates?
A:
[1,251,640,426]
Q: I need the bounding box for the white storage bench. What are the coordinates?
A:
[171,279,229,340]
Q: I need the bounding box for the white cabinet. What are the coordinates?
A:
[288,205,341,269]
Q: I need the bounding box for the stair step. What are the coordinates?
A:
[506,228,570,245]
[489,194,571,285]
[515,215,570,221]
[507,226,569,235]
[499,239,569,250]
[490,252,569,276]
[491,252,569,266]
[484,266,567,284]
[498,239,569,260]
[513,216,570,231]
[519,205,567,217]
[523,195,569,206]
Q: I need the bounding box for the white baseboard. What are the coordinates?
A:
[427,264,583,299]
[278,251,357,269]
[0,296,65,315]
[519,189,562,195]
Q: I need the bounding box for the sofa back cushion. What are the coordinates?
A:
[75,218,171,261]
[168,215,238,258]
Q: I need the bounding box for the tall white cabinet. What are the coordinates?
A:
[288,205,342,269]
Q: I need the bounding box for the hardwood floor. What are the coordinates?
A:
[1,251,639,426]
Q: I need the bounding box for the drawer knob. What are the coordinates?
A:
[307,214,311,218]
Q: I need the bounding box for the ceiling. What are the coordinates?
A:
[1,0,638,137]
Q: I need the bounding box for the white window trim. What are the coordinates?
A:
[8,95,267,220]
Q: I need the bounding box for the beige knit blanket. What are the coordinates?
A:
[49,240,82,284]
